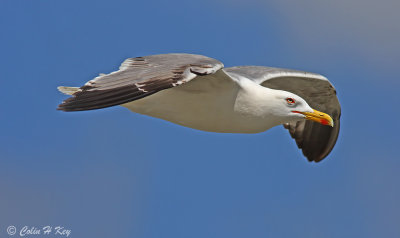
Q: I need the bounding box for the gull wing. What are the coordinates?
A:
[224,66,341,162]
[58,53,224,111]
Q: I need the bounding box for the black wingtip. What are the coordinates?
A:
[57,104,73,112]
[306,155,326,163]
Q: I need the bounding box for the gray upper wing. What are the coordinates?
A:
[224,66,341,162]
[58,54,224,111]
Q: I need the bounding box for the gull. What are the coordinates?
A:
[57,53,341,162]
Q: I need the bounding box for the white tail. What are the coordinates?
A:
[58,86,81,95]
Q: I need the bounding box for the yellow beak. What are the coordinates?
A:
[293,109,334,127]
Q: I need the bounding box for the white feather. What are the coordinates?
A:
[57,86,80,95]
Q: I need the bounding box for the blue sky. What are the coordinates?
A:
[1,0,399,237]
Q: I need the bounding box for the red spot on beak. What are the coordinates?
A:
[320,119,329,125]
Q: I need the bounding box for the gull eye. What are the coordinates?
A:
[286,97,295,104]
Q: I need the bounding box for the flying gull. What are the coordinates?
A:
[57,53,341,162]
